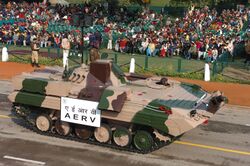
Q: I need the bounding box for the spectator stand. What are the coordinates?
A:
[0,1,249,83]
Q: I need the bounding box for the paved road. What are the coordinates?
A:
[0,81,250,166]
[0,80,13,95]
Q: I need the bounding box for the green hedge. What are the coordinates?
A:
[8,54,250,85]
[9,55,62,66]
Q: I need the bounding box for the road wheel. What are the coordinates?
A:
[94,124,112,143]
[113,127,132,147]
[133,130,153,151]
[36,114,52,132]
[75,126,93,140]
[55,120,71,136]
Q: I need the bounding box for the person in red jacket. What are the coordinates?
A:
[119,38,127,53]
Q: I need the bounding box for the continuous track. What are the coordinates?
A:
[12,107,173,154]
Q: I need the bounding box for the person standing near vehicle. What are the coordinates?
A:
[30,37,40,67]
[107,31,113,50]
[61,34,71,68]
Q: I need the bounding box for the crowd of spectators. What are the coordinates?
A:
[0,1,249,62]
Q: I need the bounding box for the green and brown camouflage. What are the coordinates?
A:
[98,88,127,112]
[8,59,226,141]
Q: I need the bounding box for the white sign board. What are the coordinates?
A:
[61,97,101,127]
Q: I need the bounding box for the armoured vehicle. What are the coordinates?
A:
[8,59,226,153]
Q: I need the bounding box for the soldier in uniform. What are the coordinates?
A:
[89,47,100,62]
[30,38,40,67]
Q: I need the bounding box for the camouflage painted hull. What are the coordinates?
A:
[8,60,225,152]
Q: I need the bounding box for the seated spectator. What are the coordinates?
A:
[187,43,196,59]
[114,38,120,52]
[54,34,61,48]
[126,38,134,55]
[175,41,181,56]
[7,34,12,45]
[48,35,55,47]
[183,42,191,59]
[139,39,148,54]
[198,43,206,60]
[13,32,18,46]
[147,41,155,56]
[167,42,174,57]
[119,38,127,53]
[160,43,167,57]
[212,47,218,62]
[40,35,46,48]
[206,48,213,62]
[18,33,25,46]
[153,43,160,56]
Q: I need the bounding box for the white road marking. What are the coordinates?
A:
[0,92,9,95]
[245,124,250,126]
[3,155,46,165]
